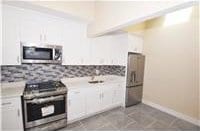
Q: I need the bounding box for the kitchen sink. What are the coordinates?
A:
[88,80,104,84]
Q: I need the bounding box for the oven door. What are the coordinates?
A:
[24,95,67,128]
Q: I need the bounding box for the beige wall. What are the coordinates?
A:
[199,4,200,120]
[143,6,199,120]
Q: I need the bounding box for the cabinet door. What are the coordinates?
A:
[68,89,86,121]
[2,97,23,130]
[109,34,128,65]
[128,34,143,53]
[62,22,90,65]
[44,19,62,45]
[2,5,21,65]
[20,17,43,44]
[90,36,111,65]
[112,84,124,105]
[85,88,101,114]
[101,86,113,110]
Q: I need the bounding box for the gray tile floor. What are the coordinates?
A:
[59,103,199,131]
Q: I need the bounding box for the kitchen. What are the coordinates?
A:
[1,1,199,131]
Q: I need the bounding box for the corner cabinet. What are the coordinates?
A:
[2,97,24,131]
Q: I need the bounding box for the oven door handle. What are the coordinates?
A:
[26,95,64,104]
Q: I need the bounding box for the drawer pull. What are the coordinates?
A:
[2,102,11,106]
[17,109,20,117]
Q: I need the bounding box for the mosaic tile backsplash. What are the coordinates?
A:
[1,64,125,83]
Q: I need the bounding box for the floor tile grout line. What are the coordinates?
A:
[169,117,179,127]
[99,111,124,130]
[123,120,137,129]
[96,114,117,130]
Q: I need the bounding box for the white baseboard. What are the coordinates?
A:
[142,99,200,127]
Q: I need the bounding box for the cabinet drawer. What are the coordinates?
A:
[2,97,20,109]
[68,89,85,97]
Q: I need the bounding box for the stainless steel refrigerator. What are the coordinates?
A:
[126,53,145,107]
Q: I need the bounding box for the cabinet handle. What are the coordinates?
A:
[44,34,46,41]
[99,94,101,99]
[2,102,11,106]
[40,34,42,42]
[74,91,80,94]
[68,99,71,106]
[17,109,20,117]
[102,93,104,98]
[17,56,20,63]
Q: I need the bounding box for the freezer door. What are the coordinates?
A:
[126,85,143,107]
[126,54,145,87]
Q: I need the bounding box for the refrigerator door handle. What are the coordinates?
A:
[133,71,136,83]
[130,71,136,83]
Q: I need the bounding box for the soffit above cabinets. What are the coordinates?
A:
[3,1,197,37]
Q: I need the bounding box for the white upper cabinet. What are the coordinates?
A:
[43,18,63,45]
[128,34,143,53]
[90,36,111,65]
[62,21,90,65]
[109,34,128,65]
[20,17,44,44]
[2,5,141,66]
[2,5,21,65]
[20,15,63,45]
[90,34,128,65]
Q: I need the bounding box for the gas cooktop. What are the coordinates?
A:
[23,80,67,99]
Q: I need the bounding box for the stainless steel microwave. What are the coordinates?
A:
[21,43,62,64]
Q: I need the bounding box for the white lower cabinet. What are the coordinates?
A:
[85,88,101,115]
[67,83,124,122]
[68,89,86,121]
[100,86,113,110]
[2,97,23,131]
[112,84,124,105]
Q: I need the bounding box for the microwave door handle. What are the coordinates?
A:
[55,52,61,60]
[53,48,55,60]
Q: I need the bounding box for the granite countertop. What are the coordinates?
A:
[1,81,26,99]
[62,75,126,90]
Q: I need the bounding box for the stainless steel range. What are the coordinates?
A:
[22,81,67,131]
